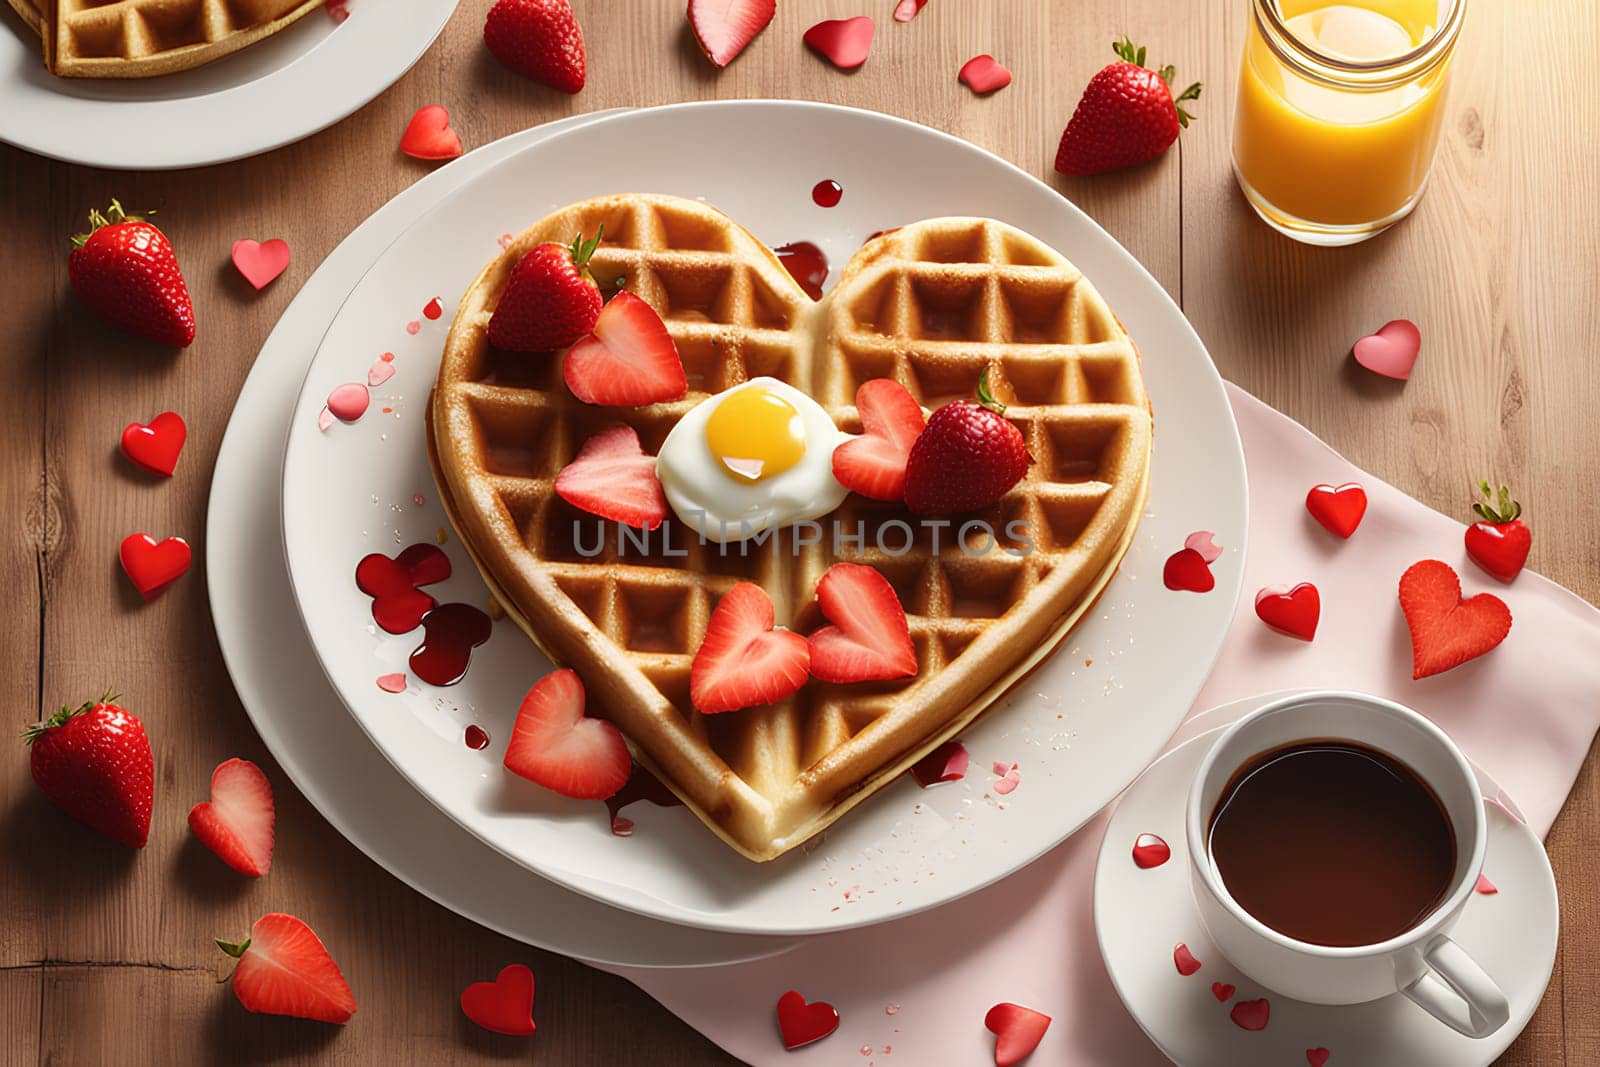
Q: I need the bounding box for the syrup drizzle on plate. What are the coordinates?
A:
[774,241,829,300]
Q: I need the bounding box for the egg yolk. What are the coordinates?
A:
[704,387,806,481]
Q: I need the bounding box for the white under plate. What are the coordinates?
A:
[209,111,795,968]
[281,100,1249,936]
[1095,693,1557,1066]
[0,0,456,169]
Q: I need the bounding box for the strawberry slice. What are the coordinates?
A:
[832,379,925,502]
[562,291,687,406]
[807,564,918,683]
[690,583,810,713]
[688,0,775,67]
[188,758,275,877]
[218,913,357,1024]
[503,669,631,800]
[554,424,669,529]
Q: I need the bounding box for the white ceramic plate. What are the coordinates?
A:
[281,100,1249,936]
[0,0,456,169]
[208,111,796,968]
[1095,693,1557,1066]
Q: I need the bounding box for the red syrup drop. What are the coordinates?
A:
[1132,832,1171,869]
[812,179,843,207]
[409,603,493,686]
[423,297,444,320]
[604,764,683,835]
[355,543,451,634]
[774,241,829,300]
[464,724,490,750]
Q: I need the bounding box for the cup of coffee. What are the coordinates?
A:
[1185,690,1510,1038]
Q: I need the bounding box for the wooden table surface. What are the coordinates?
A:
[2,1,1596,1063]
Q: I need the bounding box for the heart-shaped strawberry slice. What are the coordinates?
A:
[807,563,917,684]
[832,379,924,501]
[688,0,775,67]
[188,757,275,877]
[120,411,186,477]
[984,1002,1051,1066]
[1398,559,1511,679]
[460,963,536,1036]
[1163,547,1214,593]
[691,583,810,713]
[1230,997,1270,1031]
[356,543,452,634]
[1255,582,1320,641]
[1352,319,1420,380]
[1305,482,1367,538]
[893,0,926,21]
[775,989,839,1050]
[803,16,874,69]
[400,104,464,161]
[119,533,191,602]
[911,739,968,786]
[231,238,291,290]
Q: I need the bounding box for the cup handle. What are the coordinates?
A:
[1400,936,1510,1038]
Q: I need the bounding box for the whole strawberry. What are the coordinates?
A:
[488,229,605,352]
[1465,481,1531,583]
[25,692,154,848]
[68,200,195,348]
[903,370,1031,514]
[484,0,587,93]
[1055,38,1201,177]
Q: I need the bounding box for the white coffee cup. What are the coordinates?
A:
[1186,690,1510,1038]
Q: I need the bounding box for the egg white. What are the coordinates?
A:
[656,377,852,544]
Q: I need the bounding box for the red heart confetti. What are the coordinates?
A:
[993,761,1020,795]
[776,989,839,1050]
[893,0,926,21]
[119,533,191,602]
[803,16,874,69]
[1352,319,1420,380]
[231,238,291,290]
[406,320,422,334]
[368,357,396,387]
[1398,560,1512,679]
[355,543,451,634]
[460,963,536,1036]
[327,382,370,423]
[1475,873,1497,894]
[1255,582,1320,641]
[1132,832,1170,869]
[1305,482,1367,539]
[1211,982,1235,1002]
[1173,943,1201,976]
[911,740,968,786]
[984,1002,1051,1067]
[1307,1050,1331,1067]
[400,104,464,161]
[1231,997,1270,1031]
[1184,529,1222,563]
[120,411,186,477]
[465,723,491,750]
[376,673,407,693]
[958,54,1012,94]
[410,602,494,686]
[1163,547,1214,592]
[325,0,349,22]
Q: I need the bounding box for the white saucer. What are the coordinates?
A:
[1094,694,1558,1066]
[0,0,457,168]
[207,111,795,968]
[279,99,1249,937]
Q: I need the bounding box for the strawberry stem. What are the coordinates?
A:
[69,200,149,249]
[21,689,118,745]
[568,225,604,272]
[1173,81,1203,128]
[1112,37,1146,68]
[215,937,251,958]
[976,368,1006,415]
[1471,480,1522,523]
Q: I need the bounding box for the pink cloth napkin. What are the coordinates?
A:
[613,384,1600,1065]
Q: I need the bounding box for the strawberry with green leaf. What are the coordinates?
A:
[25,692,153,848]
[68,200,195,348]
[1055,38,1201,177]
[1465,481,1531,583]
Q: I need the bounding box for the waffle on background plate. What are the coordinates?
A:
[429,194,1153,861]
[8,0,324,78]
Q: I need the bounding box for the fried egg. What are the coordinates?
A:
[656,377,851,543]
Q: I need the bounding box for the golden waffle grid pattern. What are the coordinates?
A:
[49,0,323,77]
[430,195,1152,859]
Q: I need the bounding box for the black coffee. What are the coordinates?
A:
[1207,740,1456,948]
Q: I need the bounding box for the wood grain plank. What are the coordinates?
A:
[0,968,40,1067]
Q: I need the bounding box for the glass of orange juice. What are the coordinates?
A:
[1232,0,1467,245]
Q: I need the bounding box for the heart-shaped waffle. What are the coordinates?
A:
[429,194,1151,860]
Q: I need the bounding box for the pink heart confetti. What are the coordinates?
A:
[325,0,349,22]
[1307,1050,1331,1067]
[1184,530,1222,563]
[1486,788,1525,824]
[406,320,422,335]
[911,740,968,786]
[499,233,515,249]
[376,672,407,693]
[1475,873,1498,894]
[231,238,291,290]
[1352,318,1420,380]
[1230,998,1270,1031]
[327,382,370,422]
[958,54,1011,94]
[1173,943,1201,976]
[892,0,926,21]
[1132,832,1170,869]
[317,407,334,432]
[368,359,396,387]
[1211,982,1235,1002]
[611,815,635,836]
[803,16,874,69]
[993,762,1020,795]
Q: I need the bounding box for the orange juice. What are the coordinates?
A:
[1232,0,1465,244]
